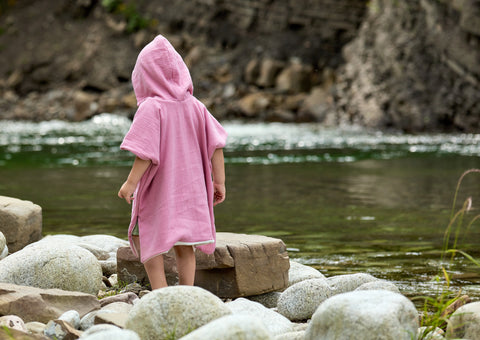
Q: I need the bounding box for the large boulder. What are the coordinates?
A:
[326,273,379,294]
[288,260,326,286]
[0,196,42,252]
[0,232,8,259]
[0,242,103,295]
[125,286,231,340]
[277,278,334,321]
[179,314,273,340]
[0,282,100,323]
[118,232,290,298]
[304,290,419,340]
[446,301,480,340]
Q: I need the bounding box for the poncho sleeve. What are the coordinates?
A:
[204,107,227,159]
[120,99,161,164]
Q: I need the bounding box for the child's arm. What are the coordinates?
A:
[118,157,152,204]
[212,148,226,206]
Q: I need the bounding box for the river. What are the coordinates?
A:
[1,114,480,302]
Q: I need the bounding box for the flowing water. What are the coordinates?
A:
[1,114,480,302]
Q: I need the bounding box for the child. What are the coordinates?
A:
[117,35,227,290]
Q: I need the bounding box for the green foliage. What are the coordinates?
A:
[415,169,480,339]
[101,0,154,33]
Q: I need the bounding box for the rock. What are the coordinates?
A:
[79,235,129,254]
[83,301,132,330]
[247,291,281,308]
[274,331,305,340]
[118,232,290,298]
[194,233,290,298]
[257,58,284,88]
[44,319,83,340]
[276,62,313,94]
[99,292,138,308]
[326,273,379,294]
[125,286,231,340]
[0,327,49,339]
[0,232,8,260]
[0,242,103,295]
[0,283,100,324]
[0,315,27,332]
[26,321,47,335]
[288,261,326,286]
[58,310,81,330]
[277,278,334,321]
[99,257,117,277]
[460,0,480,35]
[446,301,480,339]
[236,93,271,117]
[244,58,260,84]
[354,280,400,293]
[298,86,333,122]
[81,325,140,340]
[417,326,444,340]
[179,314,273,340]
[73,90,98,121]
[0,196,42,253]
[94,311,128,329]
[304,290,419,340]
[227,298,293,336]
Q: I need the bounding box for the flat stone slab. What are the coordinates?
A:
[117,232,290,298]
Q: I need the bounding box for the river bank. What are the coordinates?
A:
[0,0,479,132]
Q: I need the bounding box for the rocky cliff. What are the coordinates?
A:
[0,0,478,132]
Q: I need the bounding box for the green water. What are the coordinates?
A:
[1,115,480,300]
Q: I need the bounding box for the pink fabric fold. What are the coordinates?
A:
[120,35,227,263]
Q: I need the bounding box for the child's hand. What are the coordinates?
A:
[213,183,226,206]
[118,180,136,204]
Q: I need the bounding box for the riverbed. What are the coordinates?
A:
[1,114,480,301]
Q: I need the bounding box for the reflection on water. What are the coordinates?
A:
[1,115,480,301]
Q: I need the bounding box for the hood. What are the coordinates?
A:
[132,35,193,104]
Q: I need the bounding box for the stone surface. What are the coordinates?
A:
[58,310,81,330]
[0,282,100,324]
[326,273,379,294]
[304,290,419,340]
[0,242,103,295]
[0,196,42,253]
[275,62,313,94]
[277,278,334,321]
[0,327,49,339]
[0,315,27,332]
[447,301,480,340]
[44,319,83,340]
[26,321,47,335]
[81,325,140,340]
[275,331,305,340]
[247,291,281,308]
[118,232,290,298]
[179,314,273,340]
[99,292,138,308]
[354,280,400,293]
[125,286,231,340]
[0,232,7,260]
[227,298,293,336]
[288,260,326,286]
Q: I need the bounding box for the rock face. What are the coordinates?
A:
[0,282,100,324]
[125,286,231,340]
[0,241,103,295]
[118,232,290,298]
[447,301,480,340]
[0,196,42,253]
[334,0,480,132]
[304,290,419,340]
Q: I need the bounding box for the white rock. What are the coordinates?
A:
[0,315,27,332]
[25,321,47,335]
[354,280,400,293]
[0,244,8,260]
[0,232,7,260]
[80,328,140,340]
[304,290,419,340]
[247,291,281,308]
[326,273,379,294]
[79,235,129,253]
[101,301,133,314]
[125,286,231,340]
[277,278,334,321]
[417,326,444,340]
[227,298,293,335]
[288,261,326,286]
[58,310,81,329]
[0,242,103,295]
[274,330,305,340]
[447,301,480,340]
[179,314,273,340]
[80,311,98,331]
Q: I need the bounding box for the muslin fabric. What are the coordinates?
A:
[121,35,227,263]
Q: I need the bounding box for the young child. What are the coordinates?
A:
[118,35,227,289]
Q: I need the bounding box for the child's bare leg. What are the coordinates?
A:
[174,245,196,285]
[144,255,168,289]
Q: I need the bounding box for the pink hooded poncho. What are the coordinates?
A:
[120,35,227,263]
